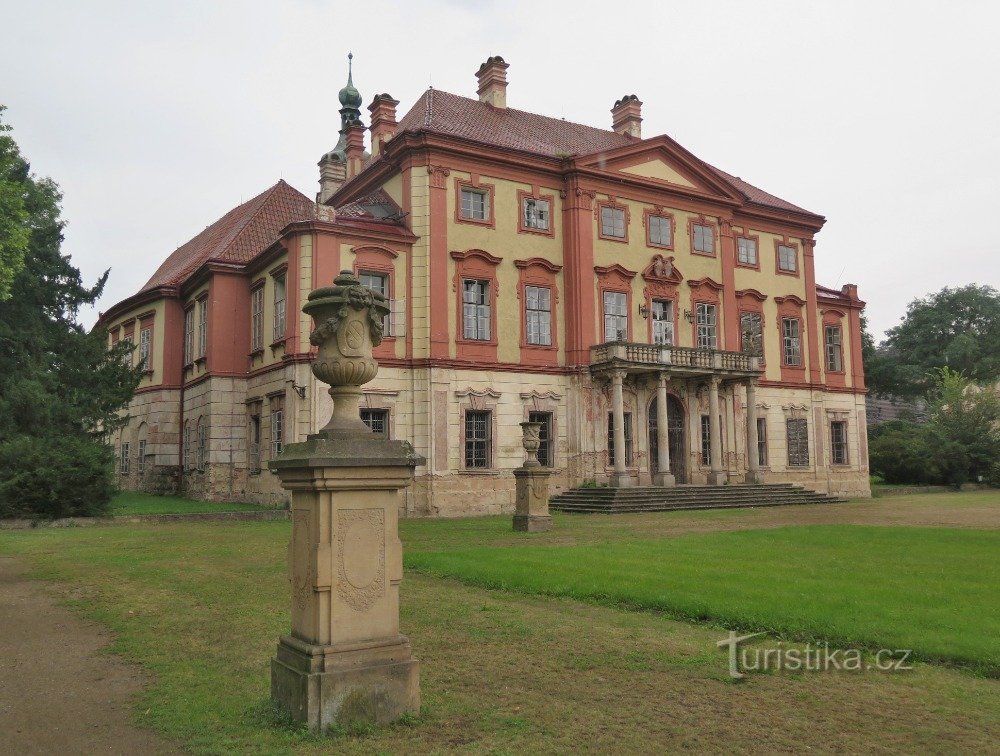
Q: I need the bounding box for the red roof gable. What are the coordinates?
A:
[140,180,313,292]
[393,88,818,218]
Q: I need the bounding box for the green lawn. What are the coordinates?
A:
[110,492,271,516]
[406,525,1000,674]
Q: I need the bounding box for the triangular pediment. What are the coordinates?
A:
[575,136,742,202]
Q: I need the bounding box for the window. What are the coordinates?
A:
[825,325,843,372]
[138,327,151,370]
[737,237,758,266]
[700,415,711,465]
[600,206,626,239]
[271,408,284,458]
[525,285,552,346]
[183,308,194,365]
[607,412,634,466]
[652,299,674,345]
[460,187,489,221]
[757,417,768,467]
[359,271,391,335]
[648,215,672,247]
[786,418,809,467]
[137,439,147,474]
[528,411,553,467]
[361,408,389,436]
[696,303,718,349]
[196,419,207,472]
[603,291,628,341]
[464,410,491,468]
[740,312,763,359]
[522,197,550,231]
[197,297,208,358]
[782,318,802,366]
[120,335,133,367]
[831,421,849,465]
[462,279,491,340]
[251,287,264,351]
[692,223,714,254]
[183,423,193,471]
[778,244,797,273]
[273,274,286,342]
[119,442,130,475]
[248,413,261,474]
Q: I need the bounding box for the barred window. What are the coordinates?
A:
[737,237,758,265]
[786,418,809,467]
[361,408,389,436]
[692,223,714,254]
[603,291,628,341]
[782,318,802,366]
[607,412,634,466]
[464,410,491,468]
[251,287,264,351]
[652,299,674,346]
[462,279,491,340]
[460,188,489,220]
[525,285,552,346]
[701,415,711,465]
[528,411,553,467]
[696,303,718,349]
[757,417,768,467]
[523,197,550,230]
[600,206,626,238]
[825,325,843,372]
[648,215,672,247]
[831,421,849,465]
[273,274,286,343]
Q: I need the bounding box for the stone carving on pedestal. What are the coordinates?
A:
[269,270,423,731]
[513,421,553,532]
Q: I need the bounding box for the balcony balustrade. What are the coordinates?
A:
[590,341,761,377]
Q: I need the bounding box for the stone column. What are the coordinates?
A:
[707,376,727,485]
[513,421,553,532]
[269,271,423,731]
[653,373,675,486]
[745,380,764,483]
[609,369,634,487]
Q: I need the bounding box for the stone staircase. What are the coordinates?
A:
[549,483,846,514]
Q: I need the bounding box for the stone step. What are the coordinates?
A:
[549,483,844,514]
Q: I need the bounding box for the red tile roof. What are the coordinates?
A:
[140,180,313,292]
[394,88,818,217]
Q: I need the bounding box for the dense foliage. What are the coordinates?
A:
[0,107,141,518]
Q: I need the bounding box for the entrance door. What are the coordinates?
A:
[648,396,687,483]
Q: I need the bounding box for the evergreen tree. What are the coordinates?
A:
[0,107,141,518]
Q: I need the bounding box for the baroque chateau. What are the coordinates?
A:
[97,55,871,515]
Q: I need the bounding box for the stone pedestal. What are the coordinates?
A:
[270,432,423,731]
[513,467,552,532]
[652,471,676,487]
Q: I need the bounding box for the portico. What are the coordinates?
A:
[591,342,764,488]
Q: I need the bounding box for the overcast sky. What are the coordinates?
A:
[2,0,997,339]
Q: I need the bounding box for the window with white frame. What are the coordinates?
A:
[462,279,491,340]
[248,411,261,473]
[464,410,491,468]
[652,299,674,345]
[600,206,626,238]
[119,441,130,475]
[183,308,194,365]
[271,407,284,458]
[648,215,672,247]
[740,311,763,359]
[251,287,264,351]
[137,439,146,474]
[692,223,715,254]
[359,271,391,336]
[607,412,634,466]
[197,297,208,358]
[138,327,151,370]
[778,244,797,273]
[272,274,286,342]
[782,317,802,366]
[786,418,809,466]
[525,285,552,346]
[522,197,550,231]
[603,291,628,341]
[696,303,718,349]
[737,237,758,266]
[831,421,849,465]
[460,187,489,221]
[825,325,843,372]
[360,408,389,436]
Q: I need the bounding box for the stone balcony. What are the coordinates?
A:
[589,342,762,379]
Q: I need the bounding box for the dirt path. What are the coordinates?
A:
[0,556,177,755]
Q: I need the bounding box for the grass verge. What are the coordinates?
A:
[110,492,271,516]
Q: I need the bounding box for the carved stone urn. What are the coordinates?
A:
[304,270,390,435]
[520,421,543,468]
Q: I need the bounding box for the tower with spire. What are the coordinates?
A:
[318,53,366,204]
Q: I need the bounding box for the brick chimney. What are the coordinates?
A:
[344,120,366,179]
[368,93,400,158]
[476,55,509,109]
[611,94,642,139]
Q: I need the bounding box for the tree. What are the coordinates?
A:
[874,285,1000,398]
[0,107,141,518]
[0,106,30,300]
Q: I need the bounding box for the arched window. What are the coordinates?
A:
[196,417,208,472]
